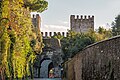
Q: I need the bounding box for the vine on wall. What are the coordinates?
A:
[0,0,48,79]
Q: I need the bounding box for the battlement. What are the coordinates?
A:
[31,14,41,28]
[70,15,94,33]
[70,15,94,21]
[41,32,69,37]
[31,14,40,18]
[31,14,94,37]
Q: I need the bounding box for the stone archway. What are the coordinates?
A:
[40,59,54,78]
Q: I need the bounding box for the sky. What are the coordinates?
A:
[32,0,120,32]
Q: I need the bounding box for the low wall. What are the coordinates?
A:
[63,36,120,80]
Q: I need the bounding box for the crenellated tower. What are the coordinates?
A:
[32,14,41,28]
[32,14,41,34]
[70,15,94,33]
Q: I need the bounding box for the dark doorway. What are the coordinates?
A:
[48,62,54,78]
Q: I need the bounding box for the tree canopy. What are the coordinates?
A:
[24,0,48,12]
[52,28,112,61]
[112,14,120,36]
[61,31,95,61]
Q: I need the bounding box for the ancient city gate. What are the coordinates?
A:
[33,38,63,78]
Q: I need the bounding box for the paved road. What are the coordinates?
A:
[34,78,61,80]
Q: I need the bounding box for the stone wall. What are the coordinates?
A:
[70,15,94,33]
[33,38,63,78]
[32,14,41,29]
[63,36,120,80]
[41,32,68,37]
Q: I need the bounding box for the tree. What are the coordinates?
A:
[24,0,48,12]
[112,14,120,36]
[87,28,112,42]
[98,27,105,34]
[97,27,112,39]
[60,31,95,61]
[56,28,112,61]
[0,0,48,79]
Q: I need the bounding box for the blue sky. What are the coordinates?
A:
[35,0,120,32]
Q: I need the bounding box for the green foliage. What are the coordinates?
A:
[98,27,112,39]
[112,14,120,36]
[59,31,95,61]
[30,27,44,54]
[24,0,48,12]
[0,0,45,79]
[87,28,112,42]
[52,32,64,40]
[98,27,105,34]
[0,28,11,77]
[53,28,112,61]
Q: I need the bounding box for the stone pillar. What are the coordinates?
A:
[45,32,48,37]
[70,15,75,31]
[49,32,52,37]
[36,14,41,28]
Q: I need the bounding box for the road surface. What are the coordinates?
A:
[34,78,61,80]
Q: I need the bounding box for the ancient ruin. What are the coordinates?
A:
[32,14,63,78]
[32,14,95,79]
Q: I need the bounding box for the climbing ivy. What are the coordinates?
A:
[0,0,47,79]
